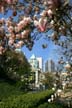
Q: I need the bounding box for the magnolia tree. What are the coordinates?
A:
[0,0,72,55]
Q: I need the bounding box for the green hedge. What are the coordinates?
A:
[38,103,64,108]
[0,81,24,101]
[0,90,54,108]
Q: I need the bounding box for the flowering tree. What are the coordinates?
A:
[0,0,72,55]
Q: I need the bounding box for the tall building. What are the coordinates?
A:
[29,54,43,72]
[29,54,41,87]
[29,54,39,71]
[45,59,55,72]
[45,60,48,72]
[37,57,43,71]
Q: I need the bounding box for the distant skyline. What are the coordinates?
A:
[29,53,56,72]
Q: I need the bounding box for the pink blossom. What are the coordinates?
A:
[6,20,12,27]
[0,6,4,13]
[14,27,19,33]
[5,0,12,4]
[16,34,21,39]
[0,18,5,24]
[47,0,59,9]
[21,30,30,39]
[40,10,47,17]
[8,39,14,45]
[14,43,21,48]
[24,17,32,24]
[0,46,4,55]
[34,18,47,32]
[34,20,39,26]
[38,25,45,32]
[18,41,24,46]
[47,9,53,18]
[8,26,14,33]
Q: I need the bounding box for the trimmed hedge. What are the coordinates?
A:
[38,103,64,108]
[0,90,54,108]
[0,81,24,101]
[0,81,65,108]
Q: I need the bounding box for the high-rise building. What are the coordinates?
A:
[45,60,48,72]
[37,57,43,71]
[45,59,55,72]
[29,54,41,87]
[29,54,39,71]
[29,54,43,72]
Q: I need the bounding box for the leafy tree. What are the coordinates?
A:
[0,50,31,85]
[41,72,63,89]
[41,72,55,89]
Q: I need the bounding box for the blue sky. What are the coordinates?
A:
[21,37,60,63]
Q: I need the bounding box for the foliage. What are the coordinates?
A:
[0,81,24,101]
[41,72,56,89]
[38,103,64,108]
[0,89,54,108]
[7,50,30,73]
[0,50,31,79]
[0,50,32,90]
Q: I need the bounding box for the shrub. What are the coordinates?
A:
[38,103,64,108]
[0,90,54,108]
[0,81,24,101]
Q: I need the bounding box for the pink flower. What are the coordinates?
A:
[0,51,2,55]
[6,20,12,27]
[24,17,32,24]
[0,46,4,51]
[8,39,14,45]
[17,24,23,32]
[34,19,39,29]
[34,20,39,26]
[0,18,5,24]
[8,26,14,33]
[40,10,47,17]
[21,30,30,39]
[1,6,4,13]
[5,0,12,4]
[18,41,24,46]
[47,9,53,18]
[38,25,45,32]
[14,27,18,33]
[14,43,21,48]
[0,46,4,55]
[16,34,21,39]
[47,0,60,9]
[34,18,47,32]
[47,0,54,6]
